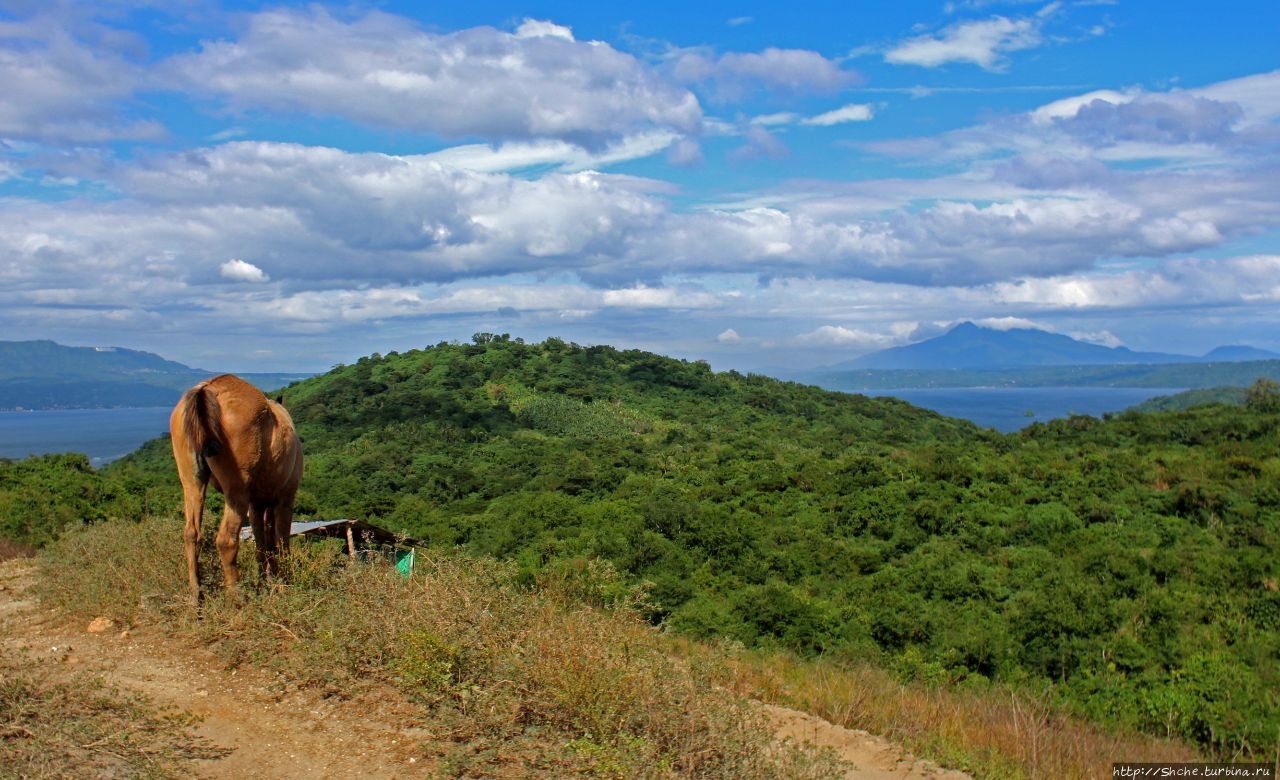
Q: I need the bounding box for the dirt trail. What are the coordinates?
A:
[763,704,970,780]
[1,558,969,779]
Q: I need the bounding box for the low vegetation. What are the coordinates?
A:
[725,653,1198,778]
[1130,378,1280,414]
[35,517,844,778]
[5,335,1279,770]
[33,517,1201,778]
[0,649,226,778]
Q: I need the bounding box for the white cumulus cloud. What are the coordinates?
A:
[0,10,165,144]
[220,259,269,282]
[167,8,701,147]
[792,325,901,350]
[884,14,1044,70]
[802,103,875,126]
[514,19,575,40]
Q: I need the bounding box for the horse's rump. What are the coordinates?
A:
[172,372,304,603]
[177,382,225,479]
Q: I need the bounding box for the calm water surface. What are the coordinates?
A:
[863,386,1182,432]
[0,407,171,466]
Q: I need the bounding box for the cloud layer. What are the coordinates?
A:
[2,3,1278,371]
[168,9,703,147]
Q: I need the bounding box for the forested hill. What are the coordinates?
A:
[0,340,313,409]
[0,340,204,408]
[283,333,982,446]
[99,335,1279,758]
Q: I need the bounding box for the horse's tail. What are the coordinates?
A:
[178,383,224,481]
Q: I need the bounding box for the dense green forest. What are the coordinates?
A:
[1129,387,1250,413]
[4,335,1278,759]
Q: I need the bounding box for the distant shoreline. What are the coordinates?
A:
[808,359,1280,392]
[0,387,1188,465]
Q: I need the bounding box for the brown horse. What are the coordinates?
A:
[169,374,303,604]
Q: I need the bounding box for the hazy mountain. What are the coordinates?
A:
[0,340,200,378]
[1202,345,1280,362]
[836,322,1193,370]
[0,340,312,409]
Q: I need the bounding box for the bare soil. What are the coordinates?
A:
[1,558,971,778]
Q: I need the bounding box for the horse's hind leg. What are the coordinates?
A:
[251,505,277,583]
[214,498,248,598]
[180,482,207,606]
[272,500,294,574]
[257,505,293,583]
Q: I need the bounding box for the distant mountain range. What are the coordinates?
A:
[6,329,1280,410]
[0,340,313,410]
[1200,345,1280,362]
[833,322,1278,370]
[807,323,1280,391]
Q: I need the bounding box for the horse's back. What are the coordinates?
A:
[206,374,272,429]
[177,374,303,501]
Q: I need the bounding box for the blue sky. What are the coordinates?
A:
[2,0,1278,374]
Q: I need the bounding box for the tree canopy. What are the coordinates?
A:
[8,335,1277,758]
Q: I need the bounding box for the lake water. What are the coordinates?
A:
[0,387,1183,465]
[862,386,1182,432]
[0,407,172,467]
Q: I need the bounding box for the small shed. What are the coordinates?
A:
[240,518,420,574]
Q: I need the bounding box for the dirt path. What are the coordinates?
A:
[1,558,970,779]
[763,704,970,780]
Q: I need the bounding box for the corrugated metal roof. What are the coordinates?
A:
[238,518,416,546]
[288,519,360,536]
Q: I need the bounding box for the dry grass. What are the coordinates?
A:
[34,516,1208,778]
[0,649,228,779]
[721,652,1203,779]
[0,538,36,561]
[35,518,845,779]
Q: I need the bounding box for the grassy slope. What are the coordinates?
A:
[29,518,1197,779]
[77,336,1280,760]
[30,519,847,779]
